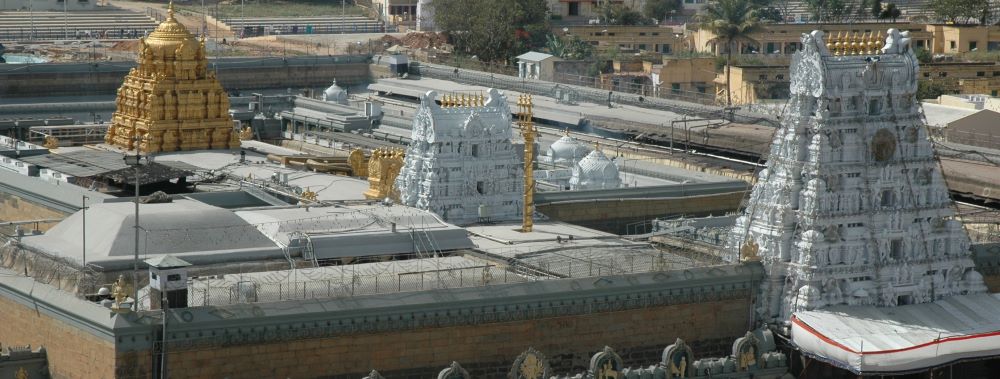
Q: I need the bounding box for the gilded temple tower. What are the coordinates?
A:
[105,1,238,153]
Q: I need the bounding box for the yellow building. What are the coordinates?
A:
[654,56,715,97]
[561,25,687,53]
[716,61,1000,106]
[693,23,1000,56]
[692,23,933,55]
[926,24,1000,54]
[105,2,239,153]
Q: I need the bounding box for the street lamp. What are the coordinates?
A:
[123,149,145,310]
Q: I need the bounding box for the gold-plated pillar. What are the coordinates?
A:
[517,94,535,233]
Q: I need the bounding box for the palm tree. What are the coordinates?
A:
[698,0,763,107]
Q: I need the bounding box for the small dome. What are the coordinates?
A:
[323,80,348,104]
[964,270,984,283]
[547,131,589,164]
[569,146,620,190]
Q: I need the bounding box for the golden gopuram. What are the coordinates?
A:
[105,1,239,153]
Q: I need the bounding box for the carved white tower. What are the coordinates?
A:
[728,29,988,323]
[395,89,523,224]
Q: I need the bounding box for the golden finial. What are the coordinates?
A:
[301,187,318,202]
[167,0,176,19]
[594,141,601,151]
[478,94,485,106]
[825,32,834,52]
[853,32,862,55]
[875,30,884,53]
[832,31,842,55]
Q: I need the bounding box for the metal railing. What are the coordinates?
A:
[183,264,529,308]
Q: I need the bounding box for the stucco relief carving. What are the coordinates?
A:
[728,28,987,322]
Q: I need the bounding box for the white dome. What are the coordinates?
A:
[569,148,621,190]
[323,80,348,104]
[547,133,590,164]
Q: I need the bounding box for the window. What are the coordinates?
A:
[471,144,479,157]
[568,2,580,16]
[659,44,672,54]
[759,74,767,81]
[151,272,158,280]
[969,41,978,51]
[939,72,947,77]
[847,222,864,228]
[639,32,647,36]
[881,189,895,207]
[978,71,986,77]
[890,239,903,260]
[696,84,707,93]
[776,74,784,80]
[167,274,182,282]
[923,72,930,77]
[846,172,861,177]
[993,90,998,96]
[637,44,647,50]
[949,41,956,49]
[651,32,660,36]
[868,99,880,115]
[671,83,681,94]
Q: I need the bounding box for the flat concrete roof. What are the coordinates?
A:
[370,77,690,127]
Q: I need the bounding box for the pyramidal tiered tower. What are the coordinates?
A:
[105,2,238,153]
[395,89,523,224]
[727,29,988,323]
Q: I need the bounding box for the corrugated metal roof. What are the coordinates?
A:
[792,293,1000,374]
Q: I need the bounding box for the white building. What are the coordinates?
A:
[395,89,523,224]
[727,29,987,323]
[516,52,559,82]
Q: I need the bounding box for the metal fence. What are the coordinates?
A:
[409,61,781,127]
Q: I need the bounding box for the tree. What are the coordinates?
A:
[600,2,653,25]
[916,80,946,100]
[806,0,855,22]
[434,0,549,63]
[698,0,763,106]
[870,0,882,18]
[545,33,594,60]
[757,7,784,22]
[930,0,989,23]
[643,0,682,23]
[879,3,901,22]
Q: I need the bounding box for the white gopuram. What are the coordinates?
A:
[727,29,987,324]
[395,89,523,224]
